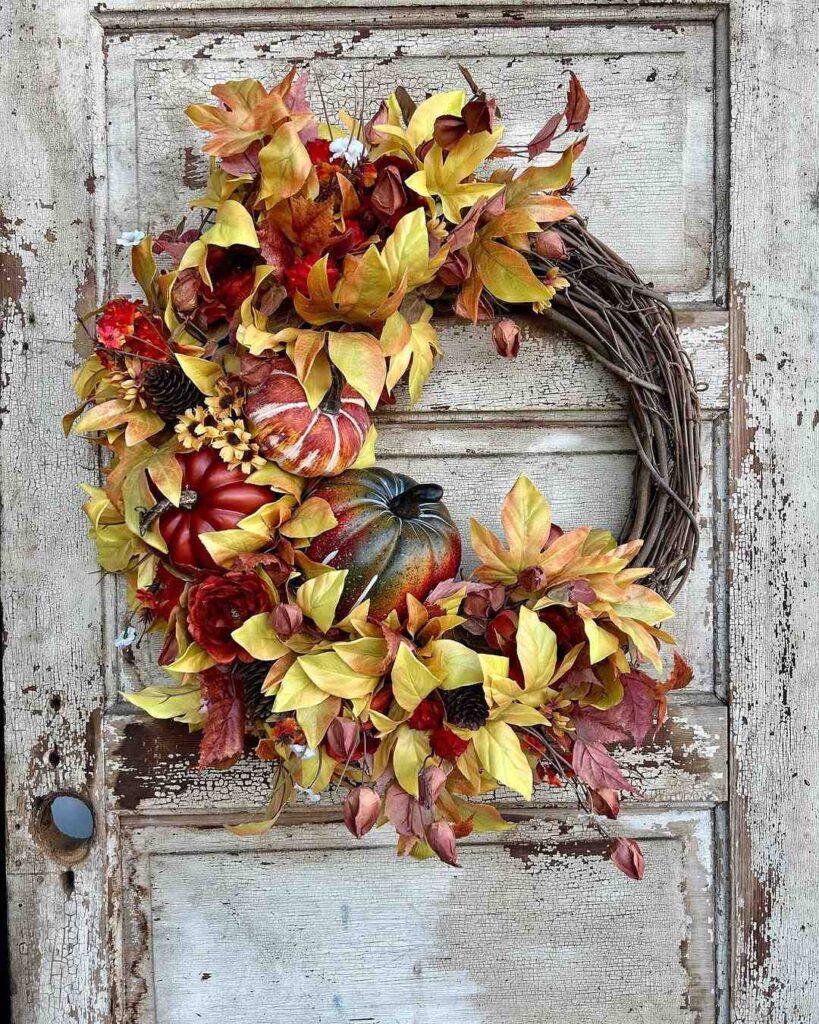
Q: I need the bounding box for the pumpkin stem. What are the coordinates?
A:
[137,488,198,536]
[388,483,444,519]
[320,366,345,415]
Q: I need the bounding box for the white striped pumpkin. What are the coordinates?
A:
[243,354,371,478]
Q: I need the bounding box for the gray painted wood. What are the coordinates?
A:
[728,1,819,1021]
[11,2,804,1022]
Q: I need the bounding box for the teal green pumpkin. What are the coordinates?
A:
[306,467,462,620]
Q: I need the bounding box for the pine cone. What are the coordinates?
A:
[442,684,489,731]
[237,660,275,722]
[142,362,201,421]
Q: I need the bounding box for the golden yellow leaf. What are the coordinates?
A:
[297,697,342,749]
[122,682,202,721]
[425,639,483,690]
[199,527,266,568]
[164,642,216,675]
[472,719,533,799]
[583,617,621,664]
[391,643,441,713]
[296,569,347,632]
[258,121,312,205]
[393,725,431,797]
[231,612,290,661]
[327,331,386,409]
[175,354,223,397]
[516,606,557,690]
[474,237,555,304]
[273,661,328,712]
[298,651,378,699]
[280,496,337,540]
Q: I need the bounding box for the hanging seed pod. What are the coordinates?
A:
[142,362,202,422]
[442,684,489,731]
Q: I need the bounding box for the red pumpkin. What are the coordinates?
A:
[306,468,462,620]
[159,447,273,572]
[243,354,370,478]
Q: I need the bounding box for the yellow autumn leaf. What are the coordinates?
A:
[231,612,290,661]
[280,496,337,540]
[611,585,675,625]
[122,683,202,722]
[391,642,441,713]
[351,424,378,469]
[298,651,378,699]
[245,461,304,498]
[607,612,663,671]
[516,606,557,691]
[273,661,328,712]
[327,331,386,410]
[381,208,448,291]
[583,617,621,664]
[73,398,131,434]
[164,641,216,674]
[383,304,441,404]
[201,199,260,250]
[491,704,549,727]
[258,120,312,205]
[175,354,223,397]
[406,128,504,224]
[472,719,533,799]
[393,725,432,797]
[502,476,553,570]
[199,527,267,568]
[425,639,483,690]
[296,697,341,749]
[332,636,389,676]
[473,236,556,304]
[506,143,583,204]
[296,569,348,632]
[451,796,515,834]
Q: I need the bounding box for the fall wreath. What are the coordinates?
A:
[68,67,700,874]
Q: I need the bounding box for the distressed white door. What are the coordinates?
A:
[3,2,815,1022]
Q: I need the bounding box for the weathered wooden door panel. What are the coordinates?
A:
[121,811,718,1024]
[89,8,732,1024]
[15,1,816,1023]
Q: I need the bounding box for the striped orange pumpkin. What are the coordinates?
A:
[243,354,371,478]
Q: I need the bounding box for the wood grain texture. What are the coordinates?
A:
[118,809,717,1024]
[729,2,819,1021]
[1,0,112,1021]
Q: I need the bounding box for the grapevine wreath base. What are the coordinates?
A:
[69,67,701,873]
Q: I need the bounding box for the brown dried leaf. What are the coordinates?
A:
[290,196,336,254]
[198,669,246,770]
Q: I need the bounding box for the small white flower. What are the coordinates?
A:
[114,626,137,649]
[291,743,319,760]
[117,230,146,248]
[329,136,366,168]
[295,783,321,804]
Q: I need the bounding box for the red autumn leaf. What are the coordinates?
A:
[526,111,563,159]
[609,837,645,880]
[564,72,590,132]
[198,669,246,770]
[418,765,448,810]
[572,738,636,794]
[654,652,695,732]
[615,671,657,747]
[573,706,630,746]
[257,218,293,280]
